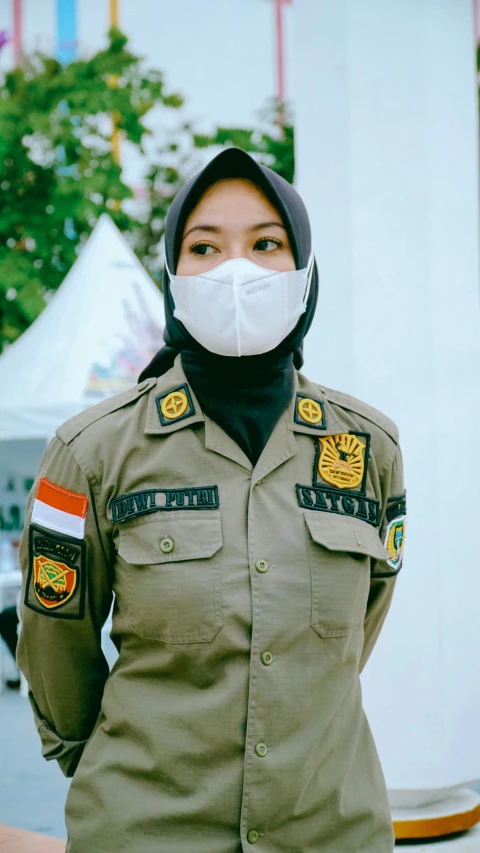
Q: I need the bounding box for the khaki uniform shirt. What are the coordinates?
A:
[17,354,405,853]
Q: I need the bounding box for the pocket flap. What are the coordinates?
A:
[304,511,389,561]
[117,513,223,565]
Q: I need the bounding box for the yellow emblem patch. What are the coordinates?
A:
[384,516,406,571]
[318,433,366,490]
[161,390,189,421]
[33,554,77,610]
[297,397,323,425]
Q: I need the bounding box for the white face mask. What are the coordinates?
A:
[168,253,314,357]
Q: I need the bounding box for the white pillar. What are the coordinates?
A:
[294,0,480,838]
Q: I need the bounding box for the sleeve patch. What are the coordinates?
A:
[383,516,406,572]
[31,478,88,539]
[25,525,86,619]
[386,492,406,522]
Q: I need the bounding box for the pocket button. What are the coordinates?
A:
[160,536,175,554]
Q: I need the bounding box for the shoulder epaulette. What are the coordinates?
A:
[317,384,399,444]
[56,378,157,445]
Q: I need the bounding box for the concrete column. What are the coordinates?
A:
[294,0,480,836]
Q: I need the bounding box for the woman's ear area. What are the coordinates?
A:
[176,177,296,275]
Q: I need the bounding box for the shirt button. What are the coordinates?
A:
[247,829,259,844]
[255,742,268,757]
[160,536,175,554]
[255,559,269,573]
[261,650,273,666]
[137,380,150,392]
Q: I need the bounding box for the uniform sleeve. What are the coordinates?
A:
[16,436,113,777]
[359,442,405,673]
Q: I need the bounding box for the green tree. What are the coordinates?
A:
[193,98,295,184]
[0,28,185,350]
[0,30,296,353]
[135,130,200,283]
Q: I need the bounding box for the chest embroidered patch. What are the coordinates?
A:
[111,486,220,522]
[296,430,378,525]
[315,433,369,492]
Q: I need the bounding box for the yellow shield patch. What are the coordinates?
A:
[384,517,406,571]
[33,554,77,610]
[318,433,366,490]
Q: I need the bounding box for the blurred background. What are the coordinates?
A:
[0,0,295,841]
[1,0,480,847]
[0,0,294,342]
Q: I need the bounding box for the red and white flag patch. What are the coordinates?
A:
[31,478,88,540]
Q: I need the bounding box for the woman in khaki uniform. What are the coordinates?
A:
[17,148,405,852]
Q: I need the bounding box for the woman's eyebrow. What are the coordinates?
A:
[183,221,286,241]
[183,224,221,241]
[250,221,286,232]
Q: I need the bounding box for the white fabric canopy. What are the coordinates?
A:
[0,215,165,441]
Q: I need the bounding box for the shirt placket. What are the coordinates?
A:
[239,479,269,848]
[239,427,299,849]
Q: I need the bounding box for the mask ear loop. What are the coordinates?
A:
[164,258,174,282]
[302,252,315,309]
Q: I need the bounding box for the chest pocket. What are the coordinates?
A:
[117,513,223,643]
[304,511,389,639]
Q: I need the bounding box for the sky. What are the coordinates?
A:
[0,0,295,132]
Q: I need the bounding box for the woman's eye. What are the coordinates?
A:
[254,239,281,252]
[191,243,216,256]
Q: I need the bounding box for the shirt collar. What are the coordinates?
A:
[144,356,344,468]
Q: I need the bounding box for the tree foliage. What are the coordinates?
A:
[0,28,185,349]
[193,98,295,184]
[0,31,296,352]
[136,134,197,283]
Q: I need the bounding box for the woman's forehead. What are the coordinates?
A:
[183,178,283,228]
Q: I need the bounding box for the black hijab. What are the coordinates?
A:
[139,147,319,464]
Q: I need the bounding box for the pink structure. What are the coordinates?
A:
[273,0,292,104]
[12,0,22,66]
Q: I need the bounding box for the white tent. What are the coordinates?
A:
[0,215,164,534]
[0,214,165,441]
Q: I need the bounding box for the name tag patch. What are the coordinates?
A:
[112,486,220,522]
[296,484,380,527]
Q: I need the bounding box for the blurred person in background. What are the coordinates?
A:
[17,148,406,852]
[0,605,20,689]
